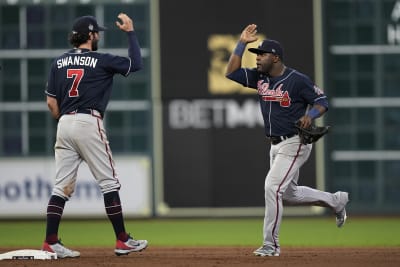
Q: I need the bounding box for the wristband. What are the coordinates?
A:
[307,108,320,119]
[233,41,246,57]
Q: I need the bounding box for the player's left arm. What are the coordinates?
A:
[297,80,329,128]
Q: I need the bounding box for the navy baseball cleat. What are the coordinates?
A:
[114,235,148,256]
[42,240,80,258]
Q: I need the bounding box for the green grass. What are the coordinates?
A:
[0,217,399,248]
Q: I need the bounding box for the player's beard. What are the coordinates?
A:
[257,59,274,74]
[92,39,99,51]
[258,63,272,74]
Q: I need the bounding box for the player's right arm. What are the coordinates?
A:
[116,13,143,73]
[225,24,258,75]
[44,63,61,120]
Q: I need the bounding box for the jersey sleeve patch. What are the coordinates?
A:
[313,85,324,95]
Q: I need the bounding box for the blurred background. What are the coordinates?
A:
[0,0,399,219]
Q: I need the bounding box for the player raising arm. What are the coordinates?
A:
[226,24,349,257]
[42,13,147,258]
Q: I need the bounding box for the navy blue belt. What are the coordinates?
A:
[267,133,297,145]
[68,108,103,119]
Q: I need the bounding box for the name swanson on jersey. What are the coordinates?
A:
[56,56,98,69]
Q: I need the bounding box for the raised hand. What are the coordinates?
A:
[116,13,134,32]
[240,24,258,44]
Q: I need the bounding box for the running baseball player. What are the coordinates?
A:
[42,14,147,258]
[225,24,349,257]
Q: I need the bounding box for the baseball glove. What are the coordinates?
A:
[294,120,330,145]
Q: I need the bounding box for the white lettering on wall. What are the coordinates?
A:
[388,0,400,44]
[391,0,400,21]
[169,99,263,129]
[387,24,400,44]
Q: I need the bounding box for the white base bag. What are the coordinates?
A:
[0,249,57,260]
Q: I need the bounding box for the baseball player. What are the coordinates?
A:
[42,14,147,258]
[225,24,349,257]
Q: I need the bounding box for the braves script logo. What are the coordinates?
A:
[257,81,291,107]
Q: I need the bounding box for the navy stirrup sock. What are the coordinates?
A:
[45,195,66,244]
[104,191,128,241]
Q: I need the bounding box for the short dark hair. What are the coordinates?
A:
[69,32,90,48]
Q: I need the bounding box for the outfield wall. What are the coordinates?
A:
[0,157,152,218]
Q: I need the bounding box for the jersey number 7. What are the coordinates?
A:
[67,69,84,97]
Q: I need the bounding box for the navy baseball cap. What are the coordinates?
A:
[248,39,284,60]
[72,16,106,34]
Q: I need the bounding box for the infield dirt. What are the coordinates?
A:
[0,247,399,267]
